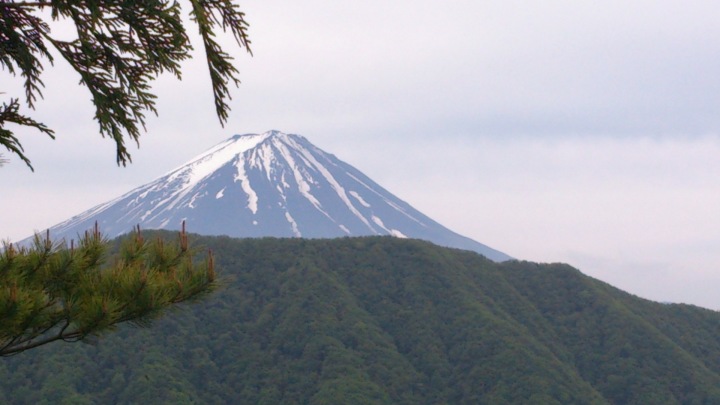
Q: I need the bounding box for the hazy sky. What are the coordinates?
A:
[3,1,720,309]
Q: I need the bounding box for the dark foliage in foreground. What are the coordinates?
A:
[0,1,251,168]
[1,234,719,404]
[0,226,215,356]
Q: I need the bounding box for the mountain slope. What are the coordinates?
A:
[33,130,510,261]
[1,235,719,404]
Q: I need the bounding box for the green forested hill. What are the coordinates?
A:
[1,235,720,404]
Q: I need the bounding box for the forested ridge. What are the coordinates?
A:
[1,234,719,404]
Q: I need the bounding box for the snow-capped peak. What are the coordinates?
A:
[163,132,269,188]
[25,131,511,262]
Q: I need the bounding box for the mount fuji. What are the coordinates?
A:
[30,130,511,261]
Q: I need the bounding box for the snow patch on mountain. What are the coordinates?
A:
[285,212,301,237]
[234,159,258,214]
[349,191,371,208]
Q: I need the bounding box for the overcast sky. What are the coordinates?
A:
[3,1,720,309]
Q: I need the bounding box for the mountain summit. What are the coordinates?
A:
[38,130,511,261]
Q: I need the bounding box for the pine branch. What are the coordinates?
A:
[0,226,217,356]
[189,0,252,125]
[1,1,251,168]
[0,98,55,170]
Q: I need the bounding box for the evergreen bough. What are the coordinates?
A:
[0,223,216,356]
[0,0,252,169]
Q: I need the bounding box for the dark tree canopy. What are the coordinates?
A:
[3,236,720,402]
[0,0,252,170]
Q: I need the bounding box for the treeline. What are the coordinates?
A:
[1,234,719,404]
